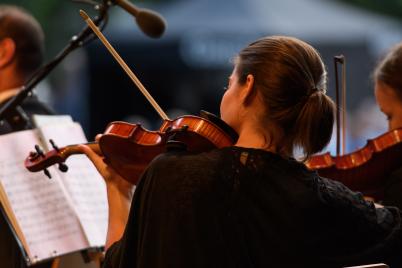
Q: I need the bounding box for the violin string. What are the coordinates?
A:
[341,58,346,155]
[79,10,169,121]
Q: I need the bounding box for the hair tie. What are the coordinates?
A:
[309,90,321,97]
[300,89,321,104]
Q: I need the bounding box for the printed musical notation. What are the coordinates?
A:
[0,122,108,263]
[58,156,108,246]
[39,122,108,247]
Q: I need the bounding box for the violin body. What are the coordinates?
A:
[25,112,238,185]
[306,128,402,200]
[100,115,237,184]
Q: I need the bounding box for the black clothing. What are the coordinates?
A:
[383,167,402,210]
[103,146,402,268]
[0,93,54,268]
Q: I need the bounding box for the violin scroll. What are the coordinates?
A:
[25,141,100,178]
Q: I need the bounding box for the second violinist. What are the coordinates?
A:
[374,42,402,209]
[79,36,402,267]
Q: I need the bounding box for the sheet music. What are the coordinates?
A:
[32,114,74,129]
[39,123,108,247]
[0,129,88,263]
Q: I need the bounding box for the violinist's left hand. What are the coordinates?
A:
[78,135,133,192]
[77,134,134,249]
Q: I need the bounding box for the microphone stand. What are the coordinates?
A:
[0,0,112,131]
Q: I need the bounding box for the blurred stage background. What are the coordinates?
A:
[4,0,402,154]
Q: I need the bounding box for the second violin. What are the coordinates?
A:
[306,128,402,200]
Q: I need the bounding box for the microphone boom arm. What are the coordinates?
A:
[0,0,112,126]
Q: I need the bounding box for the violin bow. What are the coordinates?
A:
[79,10,170,121]
[334,55,347,156]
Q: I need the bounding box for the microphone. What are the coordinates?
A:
[114,0,166,38]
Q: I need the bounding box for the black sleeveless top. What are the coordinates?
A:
[103,146,402,268]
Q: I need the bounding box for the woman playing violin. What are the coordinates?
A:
[79,36,402,268]
[374,42,402,209]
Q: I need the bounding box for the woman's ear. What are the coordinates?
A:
[241,74,255,105]
[0,38,16,69]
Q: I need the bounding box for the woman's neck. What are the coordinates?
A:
[234,122,279,153]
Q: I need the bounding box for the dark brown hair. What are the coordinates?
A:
[374,42,402,101]
[0,5,44,77]
[236,36,335,159]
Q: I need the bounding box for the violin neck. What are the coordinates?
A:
[62,141,101,159]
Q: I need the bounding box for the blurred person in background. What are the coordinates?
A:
[0,4,54,268]
[0,4,53,135]
[373,42,402,210]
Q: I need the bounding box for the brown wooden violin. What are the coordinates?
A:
[306,128,402,200]
[25,111,238,185]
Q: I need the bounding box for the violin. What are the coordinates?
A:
[25,111,238,185]
[306,128,402,200]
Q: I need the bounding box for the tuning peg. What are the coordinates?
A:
[34,144,45,157]
[58,163,69,172]
[28,150,39,160]
[49,139,60,152]
[43,168,52,179]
